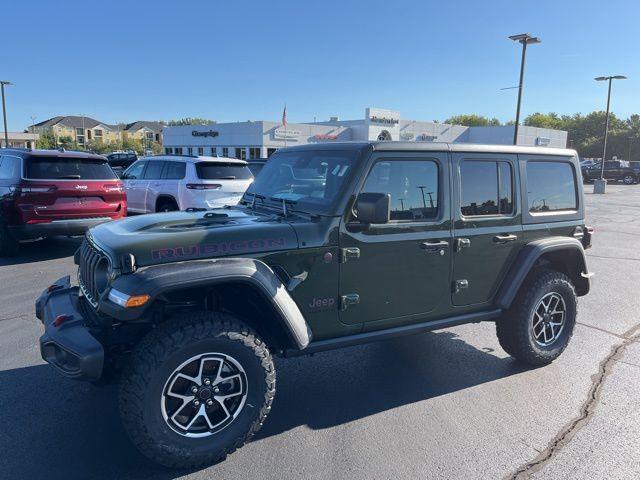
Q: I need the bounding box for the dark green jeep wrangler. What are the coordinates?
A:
[36,142,592,467]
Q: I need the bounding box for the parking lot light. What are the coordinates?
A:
[509,34,541,145]
[594,75,627,194]
[0,80,12,148]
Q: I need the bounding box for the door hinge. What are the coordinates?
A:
[340,293,360,310]
[339,247,360,263]
[455,238,471,251]
[453,279,469,294]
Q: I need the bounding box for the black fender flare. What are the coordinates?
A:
[495,237,591,310]
[100,257,312,349]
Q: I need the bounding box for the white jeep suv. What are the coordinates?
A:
[122,155,254,213]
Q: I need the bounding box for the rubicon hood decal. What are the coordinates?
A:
[152,237,287,261]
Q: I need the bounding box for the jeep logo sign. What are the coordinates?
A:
[192,130,219,138]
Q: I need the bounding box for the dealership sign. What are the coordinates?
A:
[366,107,400,126]
[399,132,415,140]
[417,134,438,142]
[274,128,301,139]
[192,130,219,138]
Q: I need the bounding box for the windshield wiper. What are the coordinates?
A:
[244,192,266,209]
[270,197,298,217]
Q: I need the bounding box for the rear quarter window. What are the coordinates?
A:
[527,161,577,213]
[0,156,21,180]
[25,156,117,180]
[196,162,253,180]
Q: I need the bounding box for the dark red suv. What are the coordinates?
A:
[0,149,127,255]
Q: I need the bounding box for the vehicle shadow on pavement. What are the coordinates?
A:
[0,331,531,480]
[0,237,82,267]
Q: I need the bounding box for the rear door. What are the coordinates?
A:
[142,160,166,212]
[161,161,187,209]
[123,161,147,212]
[451,153,523,306]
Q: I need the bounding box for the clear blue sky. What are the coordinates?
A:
[4,0,639,131]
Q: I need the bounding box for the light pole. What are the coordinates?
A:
[0,80,12,148]
[508,34,541,145]
[594,75,627,193]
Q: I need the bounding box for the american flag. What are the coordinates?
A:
[282,105,287,128]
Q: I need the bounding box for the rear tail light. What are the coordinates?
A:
[186,183,222,190]
[104,183,125,192]
[9,184,57,193]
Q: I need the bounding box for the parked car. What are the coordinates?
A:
[121,155,254,213]
[0,149,126,256]
[106,152,138,177]
[37,142,592,467]
[582,160,638,184]
[630,161,640,177]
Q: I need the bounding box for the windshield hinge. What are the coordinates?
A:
[340,293,360,311]
[339,247,360,263]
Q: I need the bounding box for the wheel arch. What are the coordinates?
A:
[495,237,591,310]
[155,194,179,211]
[105,258,312,351]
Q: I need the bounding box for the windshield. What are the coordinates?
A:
[196,162,253,180]
[243,149,359,214]
[25,156,117,180]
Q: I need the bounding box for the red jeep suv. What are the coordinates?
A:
[0,149,127,255]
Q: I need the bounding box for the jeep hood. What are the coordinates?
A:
[88,207,298,268]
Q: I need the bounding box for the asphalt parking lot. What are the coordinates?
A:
[1,184,639,480]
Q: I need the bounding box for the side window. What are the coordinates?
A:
[460,160,513,216]
[163,161,186,180]
[362,160,439,221]
[124,161,146,179]
[527,161,577,212]
[143,161,164,180]
[0,156,20,180]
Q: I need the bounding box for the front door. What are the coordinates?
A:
[451,153,523,306]
[339,153,452,329]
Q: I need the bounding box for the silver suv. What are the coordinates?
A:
[122,155,254,213]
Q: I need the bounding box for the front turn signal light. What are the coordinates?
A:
[125,294,150,308]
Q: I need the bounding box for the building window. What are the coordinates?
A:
[187,147,193,155]
[175,147,183,155]
[75,127,85,145]
[222,147,229,157]
[249,147,261,159]
[146,132,154,140]
[235,148,247,160]
[267,148,277,157]
[165,147,173,154]
[460,160,513,216]
[94,129,103,142]
[87,129,92,140]
[211,147,218,156]
[197,147,204,156]
[155,133,160,142]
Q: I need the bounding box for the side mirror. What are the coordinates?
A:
[354,192,390,224]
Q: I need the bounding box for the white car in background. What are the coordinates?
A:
[122,155,254,213]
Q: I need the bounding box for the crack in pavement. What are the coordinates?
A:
[505,324,640,480]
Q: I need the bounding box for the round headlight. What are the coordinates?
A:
[94,258,112,295]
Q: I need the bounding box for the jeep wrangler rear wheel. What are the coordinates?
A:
[119,311,275,468]
[496,269,577,366]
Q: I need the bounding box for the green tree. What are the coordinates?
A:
[523,112,564,130]
[444,114,501,127]
[166,117,215,126]
[35,132,57,149]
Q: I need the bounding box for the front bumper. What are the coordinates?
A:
[36,276,104,381]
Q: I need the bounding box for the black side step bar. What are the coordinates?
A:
[284,309,502,357]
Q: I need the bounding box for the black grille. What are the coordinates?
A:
[78,237,107,307]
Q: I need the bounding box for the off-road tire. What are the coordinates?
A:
[119,311,275,468]
[496,269,577,366]
[0,219,19,257]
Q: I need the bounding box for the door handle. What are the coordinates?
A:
[420,240,449,255]
[493,234,518,244]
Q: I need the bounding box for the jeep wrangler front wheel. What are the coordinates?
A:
[496,269,577,366]
[119,311,275,468]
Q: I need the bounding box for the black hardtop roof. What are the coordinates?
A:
[280,141,576,157]
[2,148,108,161]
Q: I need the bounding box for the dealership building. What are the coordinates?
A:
[162,107,568,160]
